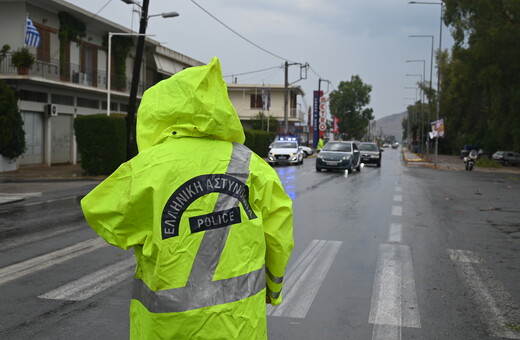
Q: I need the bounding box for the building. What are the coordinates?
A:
[227,83,306,134]
[0,0,203,169]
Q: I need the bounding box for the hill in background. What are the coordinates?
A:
[375,112,406,142]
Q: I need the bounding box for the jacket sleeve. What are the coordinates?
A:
[260,173,294,306]
[81,161,148,250]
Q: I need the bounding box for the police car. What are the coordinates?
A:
[267,138,304,166]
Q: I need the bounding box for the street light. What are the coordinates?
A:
[121,0,179,160]
[409,0,443,166]
[407,60,426,154]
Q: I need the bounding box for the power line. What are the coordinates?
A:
[223,64,283,78]
[85,0,114,26]
[190,0,294,62]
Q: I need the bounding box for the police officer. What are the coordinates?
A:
[81,57,294,339]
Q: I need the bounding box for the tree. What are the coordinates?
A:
[329,75,374,140]
[250,112,278,132]
[440,0,520,153]
[0,81,26,160]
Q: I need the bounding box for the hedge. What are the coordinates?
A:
[244,129,275,157]
[0,80,26,160]
[74,114,126,175]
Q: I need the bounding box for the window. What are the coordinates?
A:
[51,94,74,106]
[77,97,99,109]
[250,94,263,109]
[35,24,52,63]
[19,90,48,103]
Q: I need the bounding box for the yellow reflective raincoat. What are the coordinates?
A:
[81,57,294,339]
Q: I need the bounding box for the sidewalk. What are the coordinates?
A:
[402,148,520,173]
[0,163,104,205]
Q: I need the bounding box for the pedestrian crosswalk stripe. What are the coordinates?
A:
[0,238,106,286]
[448,249,520,339]
[267,239,342,318]
[39,257,135,301]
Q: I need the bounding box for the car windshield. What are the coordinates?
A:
[272,142,297,149]
[323,142,351,152]
[359,143,379,151]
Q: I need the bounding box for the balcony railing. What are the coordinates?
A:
[290,108,306,122]
[0,53,152,95]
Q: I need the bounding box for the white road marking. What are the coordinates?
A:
[0,238,107,286]
[24,196,77,207]
[39,257,135,301]
[0,225,84,251]
[448,249,520,339]
[369,244,421,331]
[391,206,402,216]
[267,239,342,318]
[395,186,402,192]
[393,194,402,202]
[388,223,402,243]
[447,249,483,263]
[372,324,401,340]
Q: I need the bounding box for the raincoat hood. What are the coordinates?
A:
[136,57,245,152]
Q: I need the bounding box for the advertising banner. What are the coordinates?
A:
[313,91,323,148]
[430,119,445,139]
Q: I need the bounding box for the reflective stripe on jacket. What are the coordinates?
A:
[81,58,294,339]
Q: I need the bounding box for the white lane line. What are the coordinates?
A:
[0,238,107,286]
[393,194,402,202]
[395,186,402,192]
[388,223,402,243]
[372,324,401,340]
[448,249,520,339]
[369,244,421,330]
[39,257,135,301]
[391,206,402,216]
[267,239,342,318]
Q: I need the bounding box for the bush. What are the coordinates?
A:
[476,157,501,168]
[0,81,26,160]
[244,129,275,157]
[74,114,126,175]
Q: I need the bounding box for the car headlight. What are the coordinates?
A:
[318,153,324,159]
[342,154,352,160]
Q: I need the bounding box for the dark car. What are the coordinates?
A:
[316,141,361,173]
[359,142,382,167]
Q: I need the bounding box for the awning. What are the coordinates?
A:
[153,54,184,76]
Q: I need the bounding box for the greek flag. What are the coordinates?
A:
[25,16,41,47]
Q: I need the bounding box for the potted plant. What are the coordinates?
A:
[11,47,35,75]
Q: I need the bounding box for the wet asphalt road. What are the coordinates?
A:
[0,149,519,339]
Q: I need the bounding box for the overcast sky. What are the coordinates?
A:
[67,0,453,120]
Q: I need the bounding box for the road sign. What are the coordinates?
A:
[319,123,326,131]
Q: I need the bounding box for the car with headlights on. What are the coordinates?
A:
[359,142,382,167]
[267,140,304,165]
[315,141,361,172]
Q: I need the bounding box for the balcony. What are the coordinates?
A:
[0,53,151,95]
[290,107,306,122]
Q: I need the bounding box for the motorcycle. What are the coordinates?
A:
[464,149,478,171]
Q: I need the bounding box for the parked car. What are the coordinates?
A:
[492,151,520,166]
[267,140,304,165]
[359,142,382,167]
[300,145,314,157]
[315,141,361,173]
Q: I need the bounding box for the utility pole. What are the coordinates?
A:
[283,61,289,134]
[126,0,149,160]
